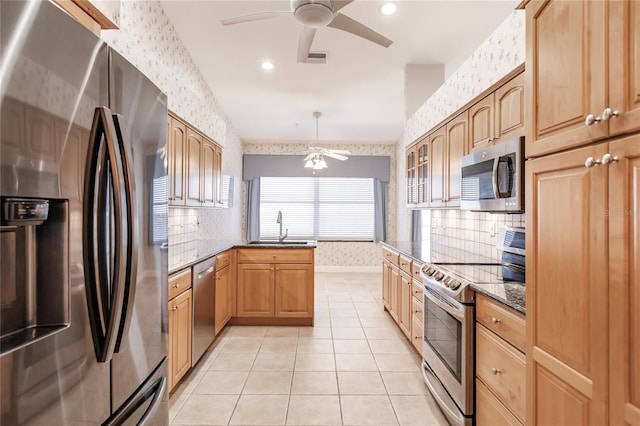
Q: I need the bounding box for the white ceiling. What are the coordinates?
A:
[160,1,519,144]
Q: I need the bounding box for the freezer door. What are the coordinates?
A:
[1,1,110,424]
[108,49,169,411]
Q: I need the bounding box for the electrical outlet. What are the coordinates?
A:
[488,221,498,237]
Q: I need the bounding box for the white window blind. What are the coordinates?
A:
[259,177,374,240]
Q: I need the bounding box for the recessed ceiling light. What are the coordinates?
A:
[380,2,397,15]
[261,61,274,70]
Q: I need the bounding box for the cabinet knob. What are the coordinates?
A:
[272,255,277,259]
[601,107,620,121]
[492,368,501,375]
[488,136,498,142]
[491,317,501,324]
[584,157,602,168]
[585,114,602,126]
[601,153,619,165]
[173,284,180,289]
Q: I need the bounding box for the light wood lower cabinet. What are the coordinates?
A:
[168,270,193,392]
[235,248,314,325]
[475,294,525,426]
[398,270,412,338]
[214,263,231,334]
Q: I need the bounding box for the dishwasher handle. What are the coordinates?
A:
[197,266,214,280]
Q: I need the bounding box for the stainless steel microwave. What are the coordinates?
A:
[460,137,524,213]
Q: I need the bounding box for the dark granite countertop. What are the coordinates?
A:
[471,282,526,315]
[169,240,317,275]
[381,241,525,315]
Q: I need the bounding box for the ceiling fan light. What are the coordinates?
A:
[294,2,334,28]
[304,159,314,168]
[317,157,327,169]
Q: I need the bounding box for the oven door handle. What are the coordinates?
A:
[423,286,466,321]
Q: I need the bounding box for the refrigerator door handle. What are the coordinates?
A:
[83,106,128,363]
[112,114,138,353]
[102,374,167,426]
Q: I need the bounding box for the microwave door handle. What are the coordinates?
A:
[492,157,500,199]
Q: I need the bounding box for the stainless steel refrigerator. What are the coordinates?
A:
[1,1,169,424]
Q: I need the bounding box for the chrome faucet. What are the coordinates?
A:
[276,210,288,243]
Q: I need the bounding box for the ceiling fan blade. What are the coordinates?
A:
[328,149,351,155]
[303,153,315,161]
[221,11,291,26]
[330,0,354,12]
[297,27,317,63]
[327,13,393,48]
[323,152,349,161]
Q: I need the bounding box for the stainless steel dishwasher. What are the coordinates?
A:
[192,257,216,366]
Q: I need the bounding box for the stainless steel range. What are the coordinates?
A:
[420,227,525,426]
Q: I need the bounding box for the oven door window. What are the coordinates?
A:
[424,296,462,383]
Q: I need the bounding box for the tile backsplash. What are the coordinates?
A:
[168,208,199,271]
[428,210,525,262]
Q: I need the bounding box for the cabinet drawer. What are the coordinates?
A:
[216,250,232,271]
[476,294,525,352]
[410,314,423,356]
[382,247,399,265]
[399,254,412,274]
[168,268,192,300]
[411,262,423,283]
[237,248,313,264]
[411,279,423,301]
[476,379,523,426]
[476,324,526,423]
[411,296,423,320]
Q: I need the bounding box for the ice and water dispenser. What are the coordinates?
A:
[0,197,69,354]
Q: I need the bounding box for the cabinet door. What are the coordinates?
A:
[476,379,522,426]
[446,111,468,206]
[608,134,640,425]
[398,271,412,338]
[417,141,429,206]
[525,143,608,425]
[168,115,186,206]
[406,147,416,206]
[214,265,231,334]
[389,264,399,322]
[201,140,216,206]
[469,93,495,153]
[236,264,274,317]
[169,289,192,391]
[275,263,314,318]
[428,125,446,207]
[526,0,607,157]
[609,0,640,136]
[214,145,223,206]
[495,72,526,141]
[185,128,202,206]
[382,261,391,309]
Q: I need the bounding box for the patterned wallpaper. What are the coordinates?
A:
[403,11,525,146]
[99,0,244,268]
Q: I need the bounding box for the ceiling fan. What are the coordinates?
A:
[301,112,350,170]
[221,0,393,62]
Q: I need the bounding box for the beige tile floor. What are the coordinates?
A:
[169,272,448,426]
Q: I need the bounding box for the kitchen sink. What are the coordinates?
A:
[247,240,311,245]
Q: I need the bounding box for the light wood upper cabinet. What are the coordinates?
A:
[406,147,417,206]
[416,141,429,205]
[608,0,640,136]
[445,111,468,206]
[525,0,608,157]
[469,93,495,152]
[185,128,202,206]
[168,112,223,208]
[274,264,314,318]
[428,125,446,207]
[525,142,609,426]
[168,115,186,206]
[168,288,192,392]
[495,72,525,142]
[201,140,216,207]
[608,134,640,426]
